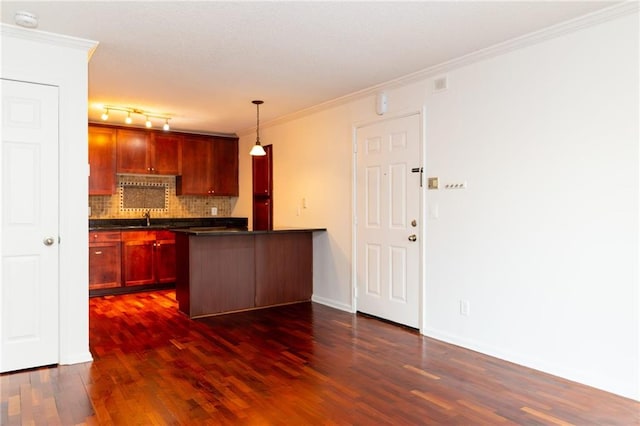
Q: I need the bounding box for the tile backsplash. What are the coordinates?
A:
[89,175,233,218]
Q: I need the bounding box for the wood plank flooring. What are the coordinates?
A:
[2,289,638,425]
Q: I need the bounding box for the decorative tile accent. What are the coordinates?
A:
[89,175,233,218]
[120,181,168,211]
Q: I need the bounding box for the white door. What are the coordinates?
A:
[1,79,59,372]
[356,113,421,328]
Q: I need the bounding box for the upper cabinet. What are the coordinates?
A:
[152,132,182,175]
[211,137,239,196]
[252,144,272,196]
[89,125,117,195]
[116,128,181,175]
[176,135,238,196]
[88,124,237,196]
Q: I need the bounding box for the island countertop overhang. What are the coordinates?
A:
[172,227,326,236]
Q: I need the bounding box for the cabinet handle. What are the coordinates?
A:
[94,251,102,255]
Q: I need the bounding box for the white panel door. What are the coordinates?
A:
[356,114,421,328]
[1,79,59,372]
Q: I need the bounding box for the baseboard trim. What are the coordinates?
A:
[311,295,354,313]
[421,327,638,401]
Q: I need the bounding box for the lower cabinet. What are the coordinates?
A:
[89,229,176,292]
[89,231,122,290]
[122,230,176,287]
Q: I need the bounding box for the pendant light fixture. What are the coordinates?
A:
[250,100,266,156]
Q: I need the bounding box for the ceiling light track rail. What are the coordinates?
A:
[101,105,172,131]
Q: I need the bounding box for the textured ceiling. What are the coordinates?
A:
[1,1,619,135]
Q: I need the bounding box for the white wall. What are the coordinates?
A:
[1,25,97,365]
[234,11,639,400]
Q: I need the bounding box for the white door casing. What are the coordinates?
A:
[355,113,422,328]
[1,79,59,372]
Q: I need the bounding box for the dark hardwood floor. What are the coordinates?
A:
[2,290,638,425]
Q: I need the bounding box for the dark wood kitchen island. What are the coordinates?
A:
[173,228,325,318]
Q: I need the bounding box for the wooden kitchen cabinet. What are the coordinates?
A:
[116,129,149,174]
[211,137,239,195]
[89,231,121,290]
[121,230,176,287]
[88,125,117,195]
[252,144,272,230]
[176,135,238,196]
[253,197,272,231]
[252,144,272,196]
[155,230,177,284]
[151,132,182,175]
[116,129,181,175]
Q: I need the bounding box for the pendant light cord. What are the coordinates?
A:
[256,102,260,144]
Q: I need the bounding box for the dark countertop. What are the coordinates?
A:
[89,217,248,231]
[173,227,327,236]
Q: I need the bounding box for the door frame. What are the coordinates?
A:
[351,109,427,333]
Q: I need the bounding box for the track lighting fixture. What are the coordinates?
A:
[99,105,172,131]
[250,100,266,156]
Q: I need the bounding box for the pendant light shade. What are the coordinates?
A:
[250,100,266,156]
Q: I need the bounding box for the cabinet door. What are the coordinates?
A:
[152,133,182,175]
[122,231,156,286]
[89,242,121,289]
[116,129,150,174]
[252,144,272,196]
[88,126,117,195]
[211,137,239,196]
[155,231,176,283]
[176,135,213,195]
[253,197,272,231]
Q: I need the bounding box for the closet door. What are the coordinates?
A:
[1,79,60,372]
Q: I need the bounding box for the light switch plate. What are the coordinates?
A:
[211,207,217,216]
[427,177,439,190]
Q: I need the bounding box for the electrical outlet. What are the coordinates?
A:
[460,299,470,316]
[211,207,217,216]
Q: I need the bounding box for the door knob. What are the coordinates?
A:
[43,237,55,246]
[408,234,417,242]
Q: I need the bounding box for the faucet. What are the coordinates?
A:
[143,209,151,227]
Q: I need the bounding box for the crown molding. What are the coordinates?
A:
[239,1,638,136]
[1,23,99,59]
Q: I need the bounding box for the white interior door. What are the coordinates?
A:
[356,113,421,328]
[1,79,59,372]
